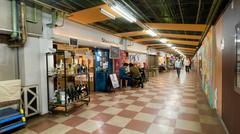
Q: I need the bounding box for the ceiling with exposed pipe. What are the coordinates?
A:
[26,0,230,57]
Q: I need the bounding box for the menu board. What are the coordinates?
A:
[109,74,119,88]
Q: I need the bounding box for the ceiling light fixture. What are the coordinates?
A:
[145,29,157,37]
[159,38,168,43]
[110,4,137,23]
[166,43,173,47]
[100,8,116,20]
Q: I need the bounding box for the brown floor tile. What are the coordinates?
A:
[91,113,113,122]
[63,116,87,127]
[181,103,197,108]
[91,105,108,112]
[199,109,216,116]
[118,110,138,118]
[174,128,202,134]
[113,103,129,109]
[151,99,164,103]
[93,124,122,134]
[28,119,57,133]
[201,123,226,134]
[126,96,139,100]
[126,119,151,133]
[141,107,159,115]
[132,101,147,106]
[178,113,200,122]
[65,128,90,134]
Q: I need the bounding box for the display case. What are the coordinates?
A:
[46,51,90,114]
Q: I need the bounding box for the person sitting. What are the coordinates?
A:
[129,63,144,88]
[119,63,132,87]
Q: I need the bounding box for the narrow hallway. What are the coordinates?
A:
[16,71,225,134]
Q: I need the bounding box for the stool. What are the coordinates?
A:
[120,79,128,88]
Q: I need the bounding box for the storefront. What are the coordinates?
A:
[94,48,113,92]
[113,50,128,76]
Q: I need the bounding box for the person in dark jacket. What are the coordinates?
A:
[119,63,132,86]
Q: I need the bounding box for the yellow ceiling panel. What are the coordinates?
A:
[115,31,202,40]
[140,39,199,46]
[114,31,145,37]
[68,4,119,24]
[145,23,207,31]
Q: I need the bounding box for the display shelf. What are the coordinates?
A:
[46,50,90,114]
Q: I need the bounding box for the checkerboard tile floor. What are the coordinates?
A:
[14,71,226,134]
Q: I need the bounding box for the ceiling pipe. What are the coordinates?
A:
[10,0,18,40]
[9,0,28,48]
[31,0,69,14]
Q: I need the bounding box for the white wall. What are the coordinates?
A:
[0,44,17,80]
[53,20,149,53]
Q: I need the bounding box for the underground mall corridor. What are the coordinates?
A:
[15,71,226,134]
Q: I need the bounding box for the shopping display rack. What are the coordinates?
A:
[0,108,26,134]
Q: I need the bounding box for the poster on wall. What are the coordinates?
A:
[110,46,120,59]
[200,27,217,109]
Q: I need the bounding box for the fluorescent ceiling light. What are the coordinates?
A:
[235,39,240,43]
[100,8,116,20]
[166,43,173,47]
[159,38,168,43]
[111,5,137,23]
[145,29,157,37]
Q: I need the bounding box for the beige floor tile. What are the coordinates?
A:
[146,103,163,109]
[131,93,144,97]
[76,120,103,133]
[199,115,219,125]
[40,124,72,134]
[52,114,74,123]
[115,95,128,99]
[183,93,196,97]
[182,99,198,104]
[119,129,144,134]
[158,110,179,119]
[99,101,117,106]
[85,103,97,109]
[125,105,144,112]
[198,104,211,111]
[134,113,156,123]
[147,124,174,134]
[119,99,135,104]
[179,106,199,114]
[78,110,99,119]
[102,107,122,115]
[137,97,152,102]
[107,116,131,127]
[176,119,202,133]
[13,129,38,134]
[98,96,112,101]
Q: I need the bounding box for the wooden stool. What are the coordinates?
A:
[120,79,128,88]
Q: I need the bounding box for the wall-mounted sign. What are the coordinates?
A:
[70,38,78,46]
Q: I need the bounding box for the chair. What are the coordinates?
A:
[120,79,128,88]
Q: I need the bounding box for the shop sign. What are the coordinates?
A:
[74,48,89,55]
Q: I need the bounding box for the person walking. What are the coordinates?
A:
[184,58,190,73]
[175,57,182,78]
